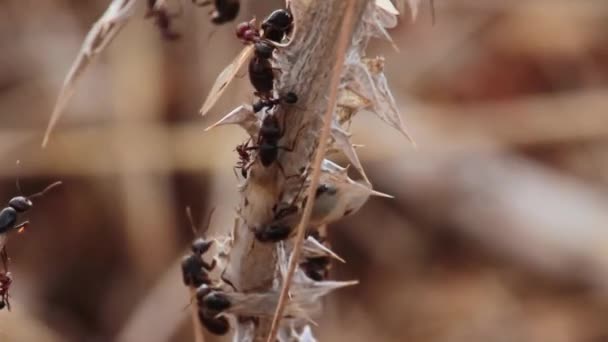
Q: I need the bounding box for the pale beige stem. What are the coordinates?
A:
[266,1,363,341]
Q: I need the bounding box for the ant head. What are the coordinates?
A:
[263,9,293,31]
[8,196,32,213]
[191,238,213,256]
[236,20,258,43]
[284,92,298,104]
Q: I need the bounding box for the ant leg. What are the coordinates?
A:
[1,248,8,272]
[202,258,217,271]
[192,0,212,6]
[278,123,307,153]
[13,221,29,233]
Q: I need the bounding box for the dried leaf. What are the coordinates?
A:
[363,4,399,51]
[310,167,392,226]
[345,56,416,145]
[204,104,260,137]
[200,45,254,116]
[375,0,400,15]
[330,122,370,184]
[336,87,372,126]
[42,0,137,148]
[301,236,345,263]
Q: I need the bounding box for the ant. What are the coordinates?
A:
[0,272,11,311]
[247,93,303,169]
[234,6,294,99]
[145,0,182,40]
[253,179,307,243]
[248,41,280,100]
[0,179,62,270]
[180,208,217,288]
[235,4,293,45]
[193,0,240,24]
[234,139,252,179]
[196,284,231,335]
[252,113,302,169]
[253,200,301,243]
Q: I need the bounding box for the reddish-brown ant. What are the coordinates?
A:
[0,272,12,311]
[234,139,253,179]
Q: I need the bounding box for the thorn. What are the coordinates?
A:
[370,189,394,198]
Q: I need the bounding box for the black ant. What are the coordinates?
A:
[196,284,231,335]
[248,42,279,100]
[253,180,307,243]
[252,113,302,169]
[0,272,11,311]
[0,179,62,270]
[253,201,300,242]
[180,208,216,288]
[234,6,294,99]
[193,0,240,24]
[145,0,182,40]
[249,92,302,169]
[235,4,293,45]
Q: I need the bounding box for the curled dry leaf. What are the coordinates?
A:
[309,163,393,226]
[42,0,137,148]
[291,325,317,342]
[345,55,416,145]
[363,2,400,51]
[200,45,254,116]
[204,104,260,137]
[330,122,370,184]
[336,86,372,125]
[375,0,400,15]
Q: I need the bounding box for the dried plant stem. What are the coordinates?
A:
[189,288,205,342]
[265,1,360,341]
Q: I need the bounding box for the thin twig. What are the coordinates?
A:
[189,288,205,342]
[265,1,359,341]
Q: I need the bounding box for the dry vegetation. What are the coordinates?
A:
[1,0,608,341]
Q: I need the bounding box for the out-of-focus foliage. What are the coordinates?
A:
[1,0,608,341]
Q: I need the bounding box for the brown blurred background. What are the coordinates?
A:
[2,0,608,341]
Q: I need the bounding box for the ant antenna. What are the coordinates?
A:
[14,161,22,196]
[205,27,218,45]
[27,181,62,201]
[203,207,216,233]
[185,206,198,236]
